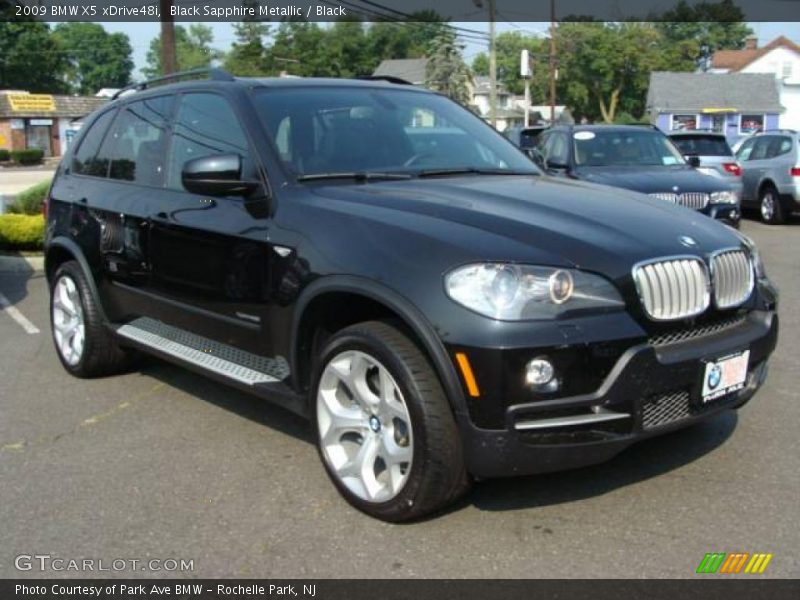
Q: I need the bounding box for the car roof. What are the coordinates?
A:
[109,76,432,108]
[668,131,726,137]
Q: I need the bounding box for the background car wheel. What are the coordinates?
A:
[313,321,470,522]
[759,186,786,224]
[50,261,136,378]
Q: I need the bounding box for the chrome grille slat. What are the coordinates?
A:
[711,249,753,309]
[633,257,709,320]
[648,192,709,209]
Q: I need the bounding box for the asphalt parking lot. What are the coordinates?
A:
[1,218,798,579]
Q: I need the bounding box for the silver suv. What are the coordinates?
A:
[735,130,800,224]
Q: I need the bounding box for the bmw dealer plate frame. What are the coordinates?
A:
[700,350,750,404]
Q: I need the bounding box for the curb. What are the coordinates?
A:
[0,255,45,274]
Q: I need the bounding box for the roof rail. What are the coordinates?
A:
[763,128,797,134]
[358,76,413,85]
[111,68,235,100]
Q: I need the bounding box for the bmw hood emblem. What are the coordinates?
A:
[679,235,698,248]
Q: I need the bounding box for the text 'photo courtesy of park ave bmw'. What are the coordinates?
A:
[1,0,800,588]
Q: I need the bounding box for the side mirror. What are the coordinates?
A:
[686,155,701,168]
[181,154,260,197]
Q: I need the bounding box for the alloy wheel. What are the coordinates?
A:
[317,350,413,503]
[761,191,776,221]
[52,275,86,366]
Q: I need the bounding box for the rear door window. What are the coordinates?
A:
[71,109,116,177]
[749,137,774,161]
[95,95,174,186]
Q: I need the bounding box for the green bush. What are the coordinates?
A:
[613,112,651,126]
[6,179,51,215]
[10,148,44,165]
[0,214,45,251]
[0,149,10,162]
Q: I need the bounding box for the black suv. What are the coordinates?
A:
[45,71,778,521]
[534,125,742,227]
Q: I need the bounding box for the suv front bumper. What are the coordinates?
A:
[458,310,777,479]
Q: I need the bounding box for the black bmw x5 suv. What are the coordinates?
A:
[45,70,778,521]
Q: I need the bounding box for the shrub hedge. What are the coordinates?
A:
[0,149,10,162]
[10,148,44,165]
[0,214,45,251]
[6,179,51,215]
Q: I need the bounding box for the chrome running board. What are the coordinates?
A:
[116,317,290,386]
[514,407,631,431]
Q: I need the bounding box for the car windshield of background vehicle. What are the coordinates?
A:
[573,130,686,167]
[671,135,732,157]
[253,86,539,178]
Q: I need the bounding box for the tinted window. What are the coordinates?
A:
[95,96,173,185]
[736,137,756,161]
[750,137,774,161]
[670,135,732,157]
[168,93,249,190]
[767,136,793,158]
[253,87,538,176]
[543,132,569,165]
[71,109,115,177]
[573,129,685,167]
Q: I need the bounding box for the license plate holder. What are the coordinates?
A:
[698,350,750,405]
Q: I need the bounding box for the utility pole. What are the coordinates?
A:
[160,0,177,75]
[488,0,497,128]
[474,0,498,128]
[549,0,557,124]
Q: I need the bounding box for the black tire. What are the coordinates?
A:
[50,260,135,378]
[759,186,786,225]
[312,321,470,522]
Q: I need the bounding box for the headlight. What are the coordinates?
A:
[710,190,738,205]
[445,263,625,320]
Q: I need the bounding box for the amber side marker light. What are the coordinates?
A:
[455,352,480,397]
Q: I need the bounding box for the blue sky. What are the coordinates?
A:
[99,21,800,78]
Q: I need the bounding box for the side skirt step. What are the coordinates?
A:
[115,317,290,386]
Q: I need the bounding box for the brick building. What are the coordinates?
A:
[0,91,107,157]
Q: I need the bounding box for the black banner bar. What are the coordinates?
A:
[5,0,800,23]
[2,580,800,600]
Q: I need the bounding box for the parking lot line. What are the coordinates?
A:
[0,291,40,334]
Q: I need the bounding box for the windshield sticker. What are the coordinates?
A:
[574,131,595,141]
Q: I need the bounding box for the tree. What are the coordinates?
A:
[0,19,68,93]
[655,0,752,66]
[425,31,473,105]
[53,23,133,94]
[555,22,696,123]
[143,24,222,78]
[223,21,271,76]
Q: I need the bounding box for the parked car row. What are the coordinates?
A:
[506,122,798,226]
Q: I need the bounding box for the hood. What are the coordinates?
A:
[574,165,733,194]
[308,174,742,281]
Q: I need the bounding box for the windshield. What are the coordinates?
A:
[670,135,732,157]
[573,129,687,167]
[253,86,538,178]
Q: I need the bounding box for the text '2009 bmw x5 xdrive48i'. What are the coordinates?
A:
[45,71,778,521]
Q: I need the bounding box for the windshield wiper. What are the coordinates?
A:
[418,167,538,178]
[296,172,413,182]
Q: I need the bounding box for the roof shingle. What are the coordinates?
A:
[647,72,783,114]
[711,36,800,71]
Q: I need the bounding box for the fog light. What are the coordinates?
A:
[526,357,555,386]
